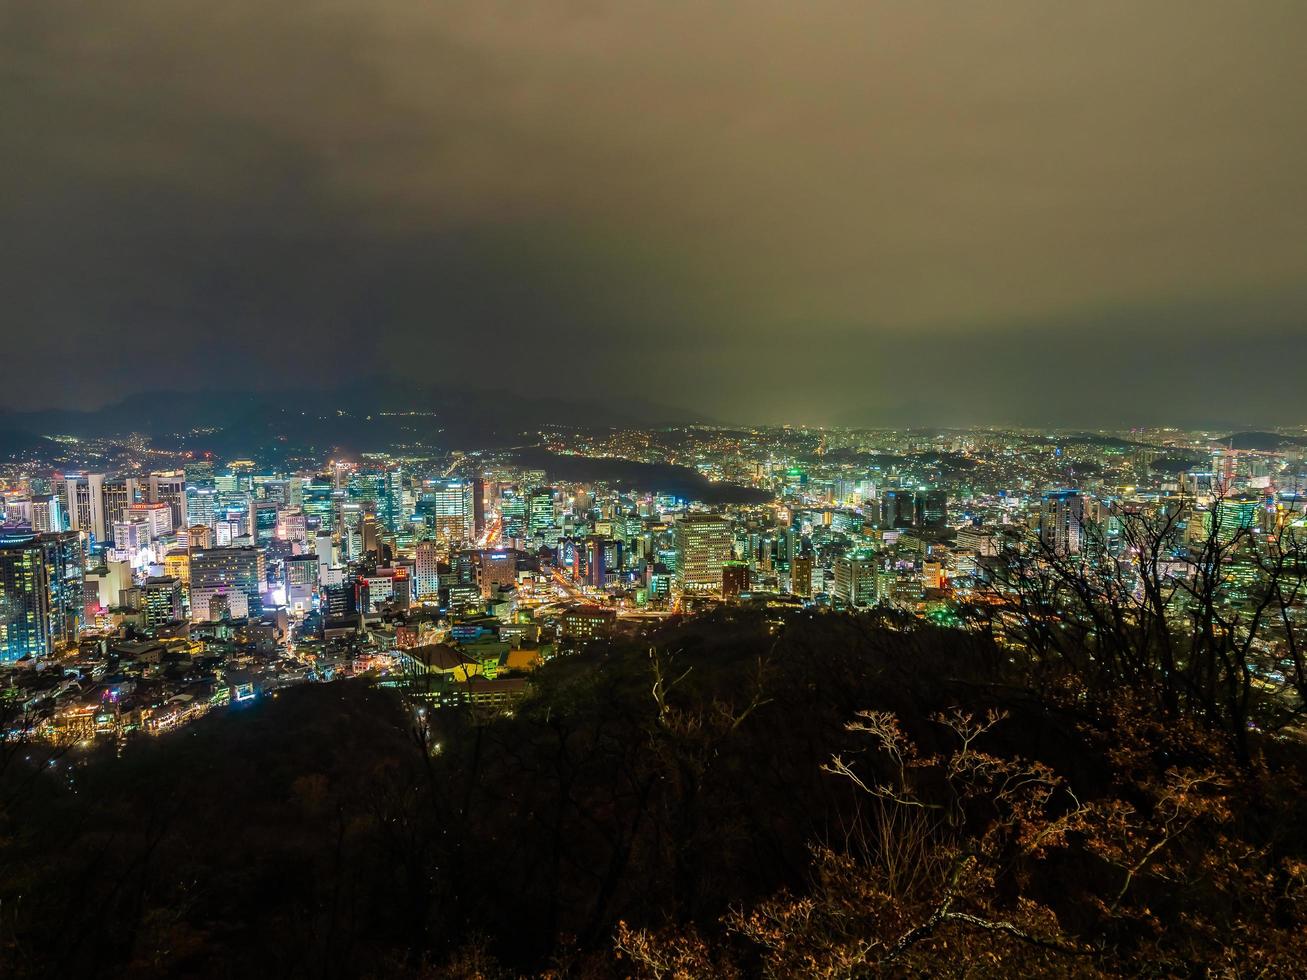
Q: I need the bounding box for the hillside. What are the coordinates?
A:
[1,609,1304,977]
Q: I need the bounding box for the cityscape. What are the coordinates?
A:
[3,421,1306,746]
[3,1,1306,976]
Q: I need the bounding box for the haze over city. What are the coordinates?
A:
[3,1,1305,425]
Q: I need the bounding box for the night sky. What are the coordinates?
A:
[3,2,1304,426]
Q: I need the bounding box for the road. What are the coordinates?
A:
[475,515,503,549]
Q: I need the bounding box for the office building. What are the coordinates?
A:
[149,472,188,530]
[421,480,477,548]
[189,547,266,622]
[414,539,442,599]
[790,552,814,598]
[56,473,106,543]
[101,477,141,531]
[674,514,733,592]
[143,576,185,627]
[722,561,751,599]
[1039,490,1085,555]
[834,551,878,608]
[0,531,84,662]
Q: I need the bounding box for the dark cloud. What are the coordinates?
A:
[1,1,1304,424]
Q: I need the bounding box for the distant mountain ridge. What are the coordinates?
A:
[1221,431,1307,451]
[0,380,707,458]
[0,428,57,460]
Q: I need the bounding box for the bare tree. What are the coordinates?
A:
[975,488,1307,760]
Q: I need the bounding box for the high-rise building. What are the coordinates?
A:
[955,527,998,557]
[101,477,141,532]
[879,490,947,530]
[421,480,477,548]
[790,552,814,598]
[381,468,407,531]
[56,473,106,543]
[500,490,527,545]
[674,514,733,592]
[1039,490,1085,555]
[918,490,948,528]
[277,510,307,544]
[1215,494,1260,541]
[584,537,623,589]
[126,501,174,541]
[184,459,216,489]
[163,549,191,586]
[360,512,382,556]
[477,550,518,598]
[314,531,335,572]
[414,539,441,600]
[0,531,84,662]
[110,520,151,561]
[722,561,751,599]
[189,547,266,622]
[302,481,337,532]
[149,472,189,531]
[252,500,279,546]
[142,576,184,627]
[528,488,556,537]
[30,495,64,534]
[834,551,877,608]
[879,490,915,530]
[471,476,486,538]
[189,524,214,550]
[186,486,217,528]
[284,554,319,613]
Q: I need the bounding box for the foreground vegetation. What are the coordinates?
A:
[1,607,1304,977]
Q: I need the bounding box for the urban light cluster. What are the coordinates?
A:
[3,423,1305,745]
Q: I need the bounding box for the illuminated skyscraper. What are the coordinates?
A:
[30,496,63,534]
[422,480,476,548]
[186,486,217,529]
[879,490,915,530]
[56,473,106,543]
[126,501,174,541]
[1039,490,1085,555]
[149,471,188,530]
[315,532,335,572]
[528,488,556,537]
[500,490,527,545]
[1215,494,1260,541]
[674,514,733,592]
[834,550,877,608]
[184,459,215,489]
[414,539,441,600]
[471,476,486,538]
[918,490,948,528]
[251,500,279,546]
[284,554,319,613]
[143,576,184,627]
[790,552,814,598]
[163,549,191,586]
[189,547,266,622]
[302,481,337,532]
[101,477,141,532]
[722,561,751,599]
[381,467,407,531]
[584,536,623,588]
[879,489,947,530]
[0,531,84,662]
[360,512,382,556]
[477,550,517,598]
[189,524,214,550]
